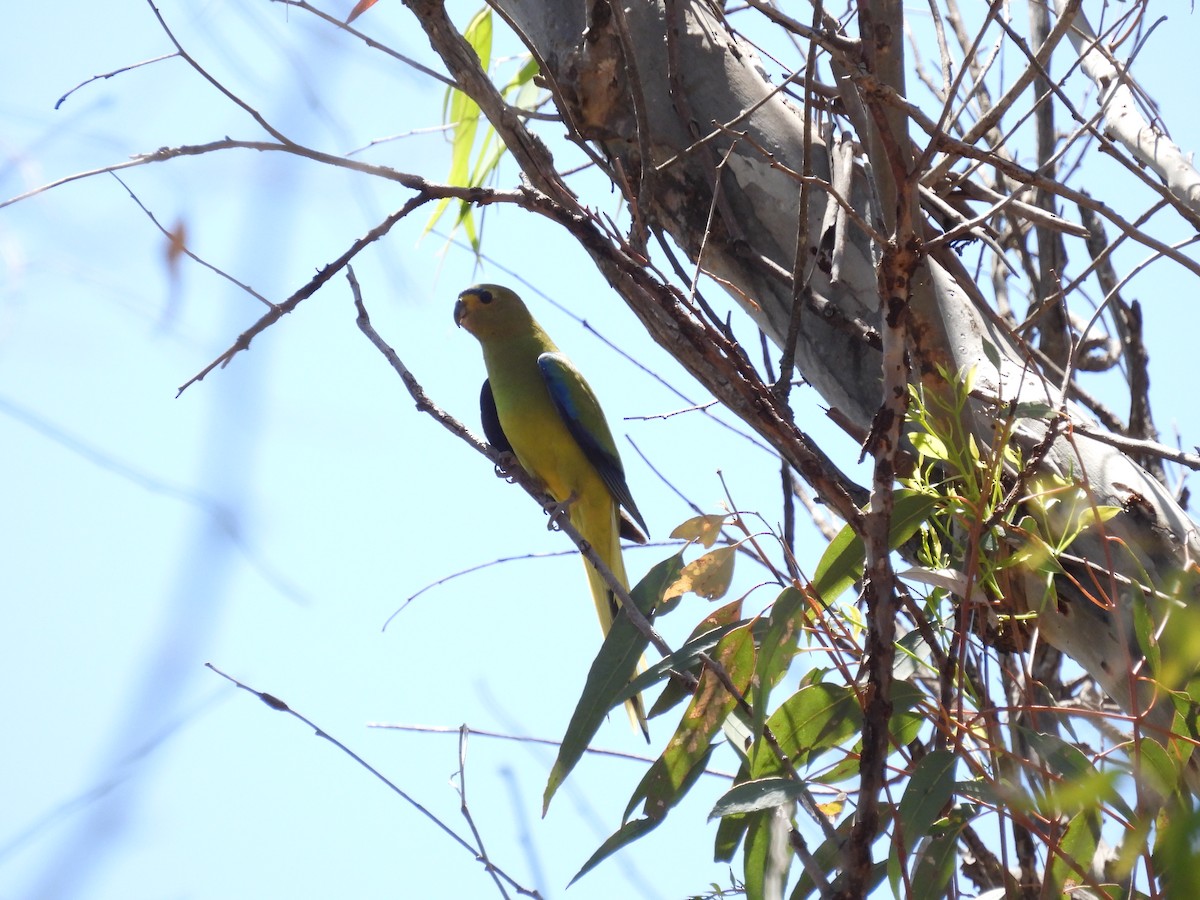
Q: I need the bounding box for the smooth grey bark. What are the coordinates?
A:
[500,0,883,420]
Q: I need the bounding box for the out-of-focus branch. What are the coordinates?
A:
[176,197,426,395]
[205,664,543,899]
[1059,3,1200,218]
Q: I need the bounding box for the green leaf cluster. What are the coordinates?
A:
[427,8,542,250]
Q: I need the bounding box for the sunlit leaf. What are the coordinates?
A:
[709,776,809,819]
[670,513,728,548]
[640,597,746,717]
[543,552,679,812]
[752,586,807,742]
[665,544,737,601]
[425,8,492,238]
[812,489,938,604]
[750,682,862,777]
[815,796,844,820]
[625,623,756,823]
[910,431,949,462]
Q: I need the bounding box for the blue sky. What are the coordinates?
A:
[3,2,1199,899]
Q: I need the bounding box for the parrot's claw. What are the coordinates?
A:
[492,450,521,480]
[545,492,579,531]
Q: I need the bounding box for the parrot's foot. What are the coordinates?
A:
[492,450,521,479]
[545,492,579,531]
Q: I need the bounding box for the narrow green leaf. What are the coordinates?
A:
[1132,592,1160,674]
[1150,803,1200,897]
[624,738,719,826]
[502,56,541,96]
[910,431,949,462]
[981,337,1002,369]
[810,523,859,604]
[635,619,748,715]
[909,808,971,898]
[637,595,746,716]
[1014,400,1057,419]
[812,490,938,603]
[744,806,789,900]
[811,680,927,784]
[543,607,647,813]
[1021,729,1097,783]
[897,750,956,842]
[893,628,938,680]
[713,758,752,863]
[625,624,756,821]
[1136,737,1177,797]
[752,586,807,741]
[543,554,679,813]
[425,8,492,238]
[1020,729,1131,820]
[750,683,862,777]
[709,776,808,819]
[463,7,492,65]
[1046,810,1098,895]
[569,816,659,885]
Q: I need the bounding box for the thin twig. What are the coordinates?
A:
[146,1,294,146]
[110,173,272,308]
[55,53,180,109]
[455,727,511,900]
[273,0,455,87]
[204,664,542,898]
[176,198,428,396]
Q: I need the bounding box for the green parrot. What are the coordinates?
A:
[454,284,650,738]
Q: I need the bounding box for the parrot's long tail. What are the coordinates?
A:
[575,497,651,741]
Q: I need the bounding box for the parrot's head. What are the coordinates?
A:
[453,284,534,342]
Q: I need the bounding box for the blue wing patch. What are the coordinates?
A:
[538,352,649,537]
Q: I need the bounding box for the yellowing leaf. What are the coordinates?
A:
[425,8,492,242]
[670,513,727,548]
[664,545,737,601]
[815,797,845,820]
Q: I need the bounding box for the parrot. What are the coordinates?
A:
[453,283,651,739]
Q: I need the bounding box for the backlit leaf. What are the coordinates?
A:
[665,545,737,601]
[670,513,728,548]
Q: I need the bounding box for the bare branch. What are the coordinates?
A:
[176,197,429,396]
[204,664,542,898]
[55,53,180,110]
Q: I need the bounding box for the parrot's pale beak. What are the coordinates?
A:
[453,297,467,327]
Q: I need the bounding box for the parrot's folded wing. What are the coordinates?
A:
[538,352,649,536]
[479,379,513,452]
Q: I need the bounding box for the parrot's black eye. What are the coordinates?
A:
[478,289,493,304]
